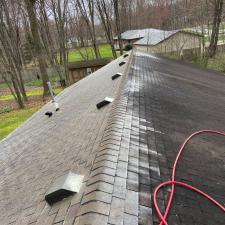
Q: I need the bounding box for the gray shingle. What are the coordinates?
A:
[108,197,124,225]
[78,202,110,216]
[82,191,112,204]
[74,214,108,225]
[124,190,138,216]
[113,177,127,199]
[123,213,138,225]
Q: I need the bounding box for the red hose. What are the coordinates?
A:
[153,130,225,225]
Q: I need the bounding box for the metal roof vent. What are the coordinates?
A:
[96,97,114,109]
[123,54,129,58]
[45,172,84,205]
[112,73,122,80]
[119,61,126,66]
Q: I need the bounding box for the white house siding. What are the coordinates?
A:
[134,32,201,56]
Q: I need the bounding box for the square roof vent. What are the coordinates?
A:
[96,97,114,109]
[112,73,122,80]
[119,61,126,66]
[45,172,84,205]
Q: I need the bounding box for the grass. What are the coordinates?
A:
[204,34,225,43]
[169,51,225,74]
[25,75,61,87]
[0,75,62,90]
[68,44,116,62]
[205,53,225,73]
[0,87,62,101]
[0,106,41,140]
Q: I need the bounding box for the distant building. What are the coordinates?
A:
[68,58,111,84]
[114,28,202,57]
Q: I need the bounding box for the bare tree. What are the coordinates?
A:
[48,0,69,84]
[209,0,224,57]
[113,0,123,55]
[77,0,101,58]
[0,0,27,108]
[95,0,117,58]
[0,49,25,109]
[24,0,50,98]
[38,0,65,87]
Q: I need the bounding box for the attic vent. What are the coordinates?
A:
[123,54,129,58]
[96,97,114,109]
[45,172,84,205]
[119,61,126,66]
[112,73,122,80]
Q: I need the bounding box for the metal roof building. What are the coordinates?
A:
[114,29,201,55]
[114,28,178,45]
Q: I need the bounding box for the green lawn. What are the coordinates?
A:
[0,106,40,140]
[68,44,116,62]
[25,75,61,87]
[0,87,62,101]
[204,34,225,43]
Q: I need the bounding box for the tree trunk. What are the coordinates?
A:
[24,0,49,98]
[208,0,224,58]
[113,0,123,55]
[4,73,25,109]
[95,0,117,59]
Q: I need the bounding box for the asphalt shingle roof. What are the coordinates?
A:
[0,51,225,225]
[0,54,131,225]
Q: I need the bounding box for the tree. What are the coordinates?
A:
[95,0,117,59]
[24,0,50,98]
[209,0,224,57]
[38,0,67,87]
[48,0,69,85]
[77,0,101,58]
[113,0,123,55]
[0,0,27,108]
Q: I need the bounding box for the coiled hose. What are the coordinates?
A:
[154,130,225,225]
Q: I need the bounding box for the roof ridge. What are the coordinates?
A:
[72,51,134,225]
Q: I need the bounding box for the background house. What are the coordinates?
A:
[134,30,202,57]
[114,29,202,58]
[68,58,111,84]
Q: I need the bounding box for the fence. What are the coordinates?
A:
[0,67,59,83]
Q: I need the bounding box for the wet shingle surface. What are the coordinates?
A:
[0,51,225,225]
[113,52,225,225]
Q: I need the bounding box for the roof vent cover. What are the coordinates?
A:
[96,97,114,109]
[119,61,126,66]
[112,73,122,80]
[45,172,84,205]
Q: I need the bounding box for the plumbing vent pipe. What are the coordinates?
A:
[47,81,60,111]
[47,81,55,102]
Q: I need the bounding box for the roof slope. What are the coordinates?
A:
[0,54,131,225]
[1,51,225,225]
